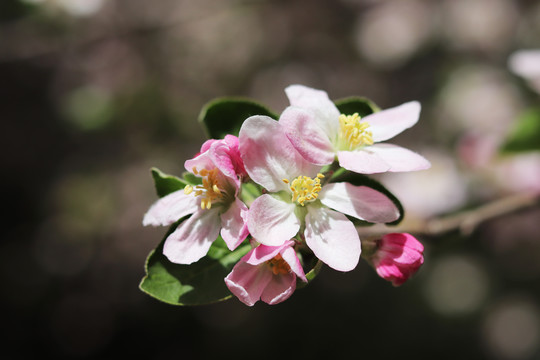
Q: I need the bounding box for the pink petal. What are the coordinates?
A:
[142,189,199,227]
[247,194,300,246]
[260,272,297,305]
[280,245,307,282]
[337,149,392,174]
[319,182,400,223]
[243,240,295,266]
[280,106,335,166]
[366,143,431,172]
[225,261,273,306]
[365,101,421,142]
[162,208,222,264]
[304,206,361,272]
[220,198,249,251]
[239,116,319,192]
[285,85,341,136]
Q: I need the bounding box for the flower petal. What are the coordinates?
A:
[365,101,421,142]
[162,208,221,264]
[319,182,400,223]
[304,206,360,272]
[239,115,318,192]
[220,198,249,251]
[142,189,199,226]
[247,194,300,246]
[260,272,297,305]
[280,106,335,166]
[280,245,307,282]
[337,149,392,174]
[243,240,295,266]
[366,143,431,172]
[285,85,340,136]
[225,261,273,306]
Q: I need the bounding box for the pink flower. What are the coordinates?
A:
[371,233,424,286]
[509,50,540,95]
[239,115,400,272]
[280,85,431,174]
[142,136,249,264]
[224,240,307,306]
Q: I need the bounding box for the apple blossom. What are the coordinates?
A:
[142,136,249,264]
[280,85,431,174]
[225,240,307,306]
[239,114,400,272]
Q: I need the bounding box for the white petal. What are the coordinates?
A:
[239,116,319,192]
[319,182,399,223]
[142,189,199,227]
[247,194,300,246]
[285,85,341,137]
[304,206,360,272]
[365,101,421,142]
[162,208,221,264]
[367,143,431,172]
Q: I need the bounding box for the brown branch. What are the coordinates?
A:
[358,192,540,239]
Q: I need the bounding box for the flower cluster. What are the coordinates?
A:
[143,85,429,306]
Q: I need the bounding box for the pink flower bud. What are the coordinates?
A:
[371,233,424,286]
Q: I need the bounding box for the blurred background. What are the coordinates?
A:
[2,0,540,359]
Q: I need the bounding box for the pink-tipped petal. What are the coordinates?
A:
[367,143,431,172]
[319,182,400,223]
[239,116,319,192]
[142,189,199,227]
[280,106,335,166]
[225,261,273,306]
[337,149,392,174]
[285,85,341,136]
[365,101,421,142]
[260,272,297,305]
[162,208,221,264]
[247,194,300,246]
[220,198,249,251]
[304,206,361,272]
[243,240,295,266]
[280,246,307,282]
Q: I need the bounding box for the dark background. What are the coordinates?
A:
[2,0,540,359]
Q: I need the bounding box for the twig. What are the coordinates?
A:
[358,192,540,238]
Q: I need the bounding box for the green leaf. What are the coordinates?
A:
[334,97,380,117]
[151,167,188,198]
[500,108,540,153]
[198,97,278,139]
[332,172,405,225]
[139,227,251,306]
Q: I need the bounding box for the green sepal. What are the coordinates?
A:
[334,97,380,117]
[151,167,188,198]
[332,172,405,226]
[198,97,278,139]
[500,108,540,153]
[139,223,251,306]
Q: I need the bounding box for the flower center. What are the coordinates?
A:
[267,254,291,276]
[338,113,374,150]
[184,167,225,209]
[282,173,324,206]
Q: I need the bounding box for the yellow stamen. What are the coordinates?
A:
[338,113,374,150]
[283,173,325,206]
[267,254,291,275]
[186,167,226,210]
